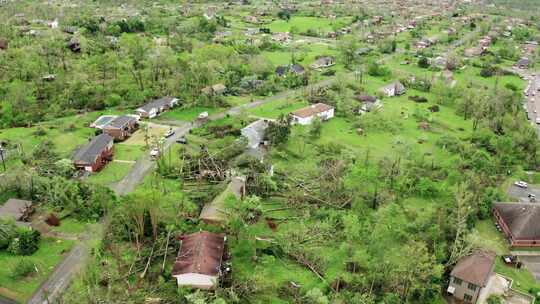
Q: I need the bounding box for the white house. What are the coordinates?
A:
[241,119,270,149]
[135,97,179,119]
[381,81,406,97]
[172,231,227,290]
[290,103,334,125]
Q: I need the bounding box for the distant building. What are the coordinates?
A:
[515,57,531,69]
[275,64,305,77]
[172,231,227,289]
[290,103,334,125]
[241,119,270,149]
[447,251,496,304]
[381,81,406,97]
[202,84,227,96]
[72,134,114,172]
[493,202,540,247]
[355,95,381,113]
[309,56,336,69]
[135,97,179,119]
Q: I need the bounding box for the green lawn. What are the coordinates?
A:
[158,106,223,122]
[248,99,308,119]
[86,161,133,186]
[495,259,540,295]
[50,218,91,235]
[267,16,351,33]
[0,238,75,303]
[114,144,145,161]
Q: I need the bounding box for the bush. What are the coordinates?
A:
[10,258,36,279]
[418,57,429,68]
[487,295,503,304]
[0,220,17,249]
[480,66,496,78]
[8,228,41,256]
[408,95,428,103]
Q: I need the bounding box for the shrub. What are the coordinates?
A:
[45,213,61,226]
[10,258,36,279]
[408,95,428,103]
[418,57,429,68]
[0,220,17,249]
[8,228,41,256]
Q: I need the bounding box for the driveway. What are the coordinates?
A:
[517,256,540,281]
[507,184,540,203]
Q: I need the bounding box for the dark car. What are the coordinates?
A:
[176,137,188,144]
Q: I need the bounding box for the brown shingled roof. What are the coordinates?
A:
[291,103,334,118]
[493,202,540,240]
[451,251,495,287]
[172,231,225,277]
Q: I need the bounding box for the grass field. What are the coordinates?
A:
[248,99,308,118]
[0,238,75,303]
[86,161,133,186]
[267,16,351,33]
[158,106,223,122]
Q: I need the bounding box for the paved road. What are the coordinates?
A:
[21,26,484,304]
[27,241,90,304]
[517,256,540,281]
[507,184,540,203]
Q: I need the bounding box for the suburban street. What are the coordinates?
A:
[25,76,339,304]
[21,26,488,304]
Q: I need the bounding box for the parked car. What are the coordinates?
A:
[198,111,209,120]
[514,181,528,188]
[176,137,188,144]
[150,148,160,159]
[164,128,175,138]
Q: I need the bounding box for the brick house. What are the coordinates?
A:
[493,202,540,247]
[102,115,139,141]
[72,134,114,172]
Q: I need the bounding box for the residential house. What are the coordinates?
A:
[200,176,246,224]
[272,32,291,44]
[67,37,81,53]
[381,81,406,97]
[72,134,114,172]
[309,56,336,69]
[102,115,139,141]
[447,251,496,304]
[275,64,305,77]
[355,95,381,113]
[493,202,540,247]
[440,69,457,88]
[290,103,335,125]
[244,15,259,24]
[0,199,34,224]
[135,97,179,119]
[241,119,270,149]
[464,47,485,57]
[172,231,227,289]
[515,57,531,69]
[202,84,227,96]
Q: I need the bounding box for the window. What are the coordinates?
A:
[453,277,462,285]
[467,283,477,291]
[463,294,473,303]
